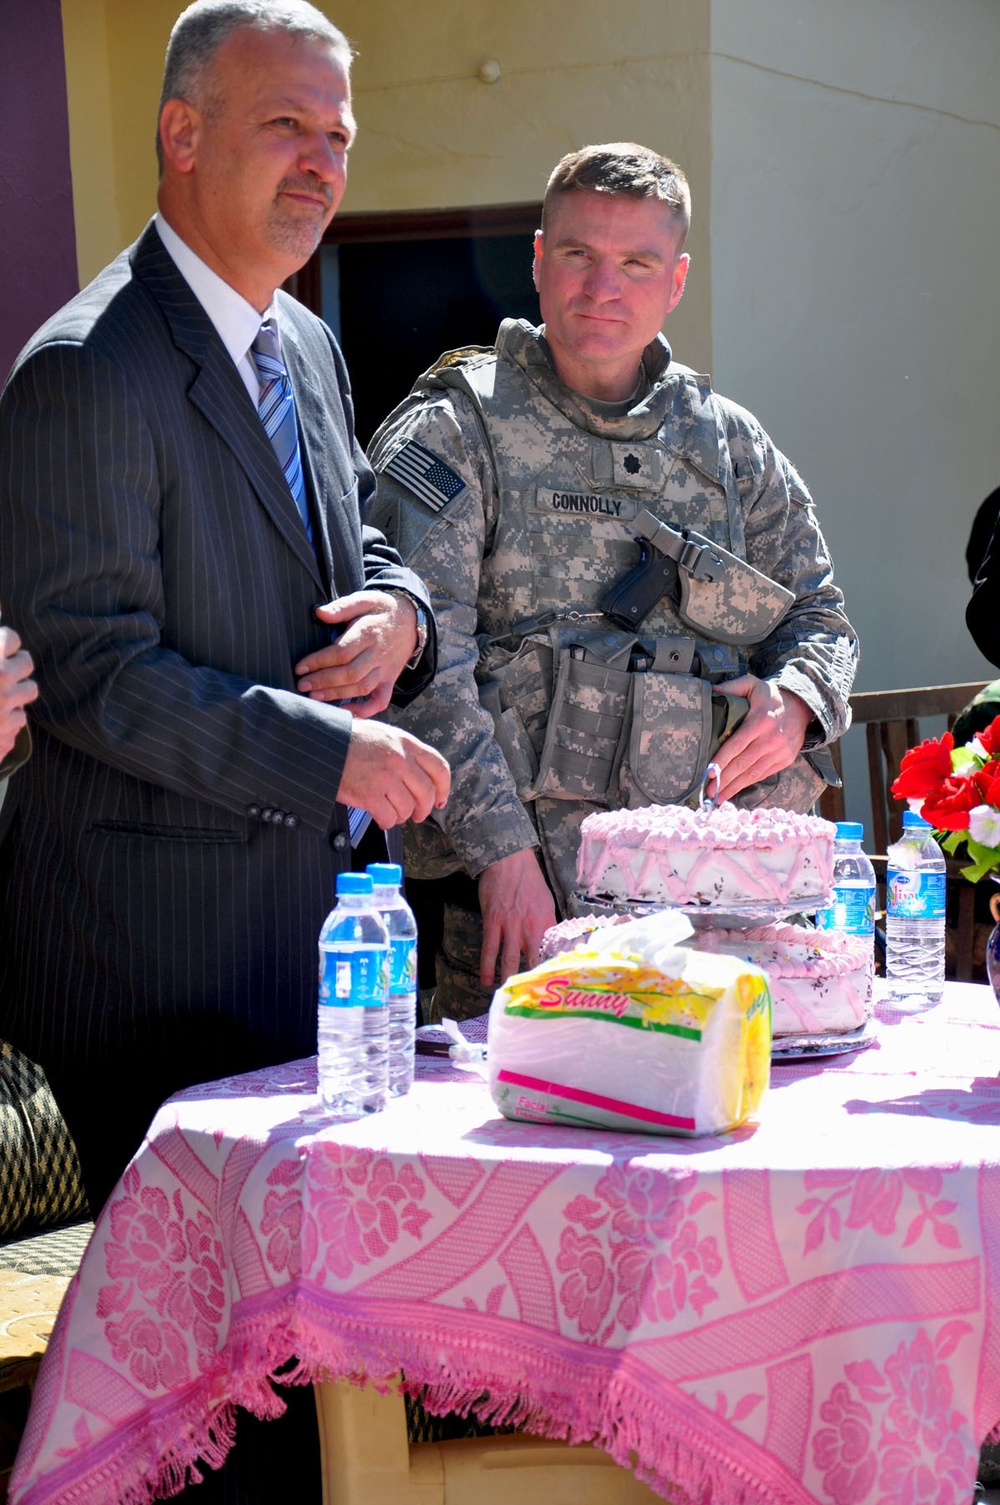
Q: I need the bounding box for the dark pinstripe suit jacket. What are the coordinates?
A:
[0,223,435,1205]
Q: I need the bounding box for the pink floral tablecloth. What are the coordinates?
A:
[12,982,1000,1505]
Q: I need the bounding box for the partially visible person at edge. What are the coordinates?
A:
[967,483,1000,666]
[0,624,35,780]
[0,0,449,1217]
[351,143,858,1019]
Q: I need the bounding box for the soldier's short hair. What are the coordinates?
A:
[541,143,691,245]
[157,0,352,171]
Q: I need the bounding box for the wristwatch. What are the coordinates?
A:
[388,590,429,669]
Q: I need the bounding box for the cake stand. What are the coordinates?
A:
[572,892,832,929]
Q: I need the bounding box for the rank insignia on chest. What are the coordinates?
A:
[382,440,466,511]
[609,444,662,488]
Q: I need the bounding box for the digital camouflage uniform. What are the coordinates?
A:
[368,319,858,1016]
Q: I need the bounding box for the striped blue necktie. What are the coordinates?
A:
[253,321,370,845]
[251,320,312,542]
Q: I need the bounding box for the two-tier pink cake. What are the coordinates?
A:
[561,804,872,1038]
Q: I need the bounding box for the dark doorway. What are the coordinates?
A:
[316,204,542,450]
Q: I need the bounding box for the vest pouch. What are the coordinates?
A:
[619,672,716,806]
[532,650,632,804]
[477,637,554,801]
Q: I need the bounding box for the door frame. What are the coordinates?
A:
[285,203,542,314]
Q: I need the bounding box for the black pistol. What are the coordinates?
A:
[599,539,679,631]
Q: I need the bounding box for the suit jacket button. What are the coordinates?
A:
[332,832,349,851]
[247,805,261,819]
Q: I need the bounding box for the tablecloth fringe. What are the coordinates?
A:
[17,1314,295,1504]
[19,1295,793,1505]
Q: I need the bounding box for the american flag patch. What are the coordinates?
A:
[382,440,466,512]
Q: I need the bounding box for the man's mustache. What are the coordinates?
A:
[277,176,334,206]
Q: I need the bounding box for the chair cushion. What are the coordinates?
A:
[0,1043,88,1238]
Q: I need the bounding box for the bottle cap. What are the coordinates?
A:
[366,863,403,887]
[901,810,932,830]
[835,821,864,841]
[336,872,374,896]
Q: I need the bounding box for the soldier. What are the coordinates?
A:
[351,143,858,1017]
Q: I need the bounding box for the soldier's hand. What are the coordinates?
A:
[0,625,38,762]
[337,720,450,829]
[296,591,419,717]
[710,675,812,802]
[478,849,556,988]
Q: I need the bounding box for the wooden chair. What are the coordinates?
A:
[819,682,988,982]
[315,1379,661,1505]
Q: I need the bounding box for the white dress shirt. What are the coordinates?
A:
[154,213,278,403]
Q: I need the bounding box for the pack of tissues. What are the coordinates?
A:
[488,911,771,1136]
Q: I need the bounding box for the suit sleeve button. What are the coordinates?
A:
[284,814,298,828]
[247,805,261,819]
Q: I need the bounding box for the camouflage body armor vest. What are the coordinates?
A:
[427,324,805,823]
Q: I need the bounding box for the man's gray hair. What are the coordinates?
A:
[541,143,691,246]
[157,0,352,168]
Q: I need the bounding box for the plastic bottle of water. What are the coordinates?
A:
[317,872,390,1116]
[815,821,876,947]
[367,862,418,1097]
[885,810,947,1006]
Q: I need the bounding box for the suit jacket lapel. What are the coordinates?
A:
[280,320,351,600]
[131,224,322,586]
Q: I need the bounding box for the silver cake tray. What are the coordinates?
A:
[575,892,832,926]
[771,1016,878,1061]
[681,898,832,925]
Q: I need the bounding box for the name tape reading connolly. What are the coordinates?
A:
[535,488,641,520]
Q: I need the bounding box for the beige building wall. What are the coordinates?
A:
[61,0,174,283]
[708,0,1000,695]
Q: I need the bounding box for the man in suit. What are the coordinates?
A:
[0,0,450,1221]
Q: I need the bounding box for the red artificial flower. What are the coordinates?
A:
[890,733,954,801]
[975,762,1000,808]
[976,716,1000,760]
[920,774,979,830]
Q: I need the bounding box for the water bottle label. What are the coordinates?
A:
[319,947,389,1008]
[886,868,947,920]
[816,885,875,935]
[389,937,417,996]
